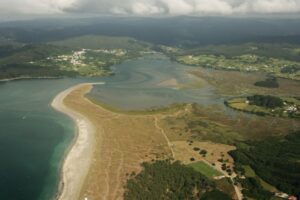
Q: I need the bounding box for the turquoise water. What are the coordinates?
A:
[0,53,222,200]
[0,79,83,200]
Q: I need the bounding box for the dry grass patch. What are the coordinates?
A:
[64,84,172,200]
[190,69,300,96]
[172,141,235,169]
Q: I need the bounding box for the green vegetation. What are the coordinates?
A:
[237,177,273,199]
[247,95,283,108]
[184,117,241,144]
[176,54,300,80]
[225,95,300,118]
[0,35,151,80]
[229,131,300,197]
[47,36,151,76]
[254,77,279,88]
[0,63,76,80]
[124,160,231,200]
[167,43,300,80]
[201,190,232,200]
[176,43,300,62]
[215,178,237,199]
[0,44,77,79]
[0,44,70,64]
[281,65,300,74]
[189,161,222,179]
[243,165,278,192]
[51,35,150,51]
[35,48,128,76]
[88,96,187,115]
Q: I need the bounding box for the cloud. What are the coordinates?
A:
[251,0,300,13]
[162,0,194,15]
[131,1,164,15]
[0,0,300,16]
[194,0,233,14]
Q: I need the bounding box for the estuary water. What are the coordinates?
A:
[90,53,221,109]
[0,53,220,200]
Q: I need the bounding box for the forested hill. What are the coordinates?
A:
[229,131,300,198]
[1,17,300,46]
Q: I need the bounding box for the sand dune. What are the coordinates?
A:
[60,84,171,200]
[51,84,97,200]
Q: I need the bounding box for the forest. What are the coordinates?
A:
[229,131,300,197]
[0,36,150,79]
[254,77,279,88]
[247,95,283,109]
[124,160,231,200]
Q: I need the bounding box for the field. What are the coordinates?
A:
[156,100,300,198]
[190,69,300,97]
[177,54,300,80]
[163,43,300,81]
[64,84,172,200]
[189,161,222,178]
[0,36,151,79]
[243,165,278,192]
[124,160,225,199]
[159,103,300,142]
[88,97,187,115]
[64,84,245,199]
[60,42,300,199]
[225,96,300,118]
[230,132,300,197]
[36,48,128,76]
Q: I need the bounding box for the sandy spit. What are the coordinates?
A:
[51,83,103,200]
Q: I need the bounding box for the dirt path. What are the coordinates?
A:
[63,84,172,200]
[154,116,175,158]
[201,159,243,200]
[61,83,242,200]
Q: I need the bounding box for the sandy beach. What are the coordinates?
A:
[51,83,99,200]
[58,84,171,200]
[51,82,242,200]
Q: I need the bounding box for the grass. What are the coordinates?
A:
[243,165,278,192]
[0,35,152,79]
[189,161,222,179]
[176,53,300,81]
[243,165,256,177]
[225,96,300,118]
[215,178,236,198]
[51,35,150,51]
[88,96,187,115]
[64,84,172,200]
[161,106,244,144]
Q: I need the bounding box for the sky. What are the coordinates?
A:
[0,0,300,17]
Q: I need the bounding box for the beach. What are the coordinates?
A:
[57,83,171,200]
[51,84,97,200]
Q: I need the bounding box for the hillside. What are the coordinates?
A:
[51,35,150,51]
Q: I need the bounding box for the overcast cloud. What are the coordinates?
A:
[0,0,300,16]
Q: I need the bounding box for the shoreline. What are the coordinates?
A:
[0,76,62,82]
[51,83,100,200]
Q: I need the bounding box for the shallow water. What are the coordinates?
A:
[0,53,223,200]
[89,53,221,110]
